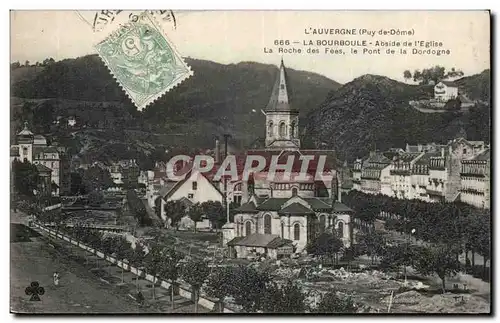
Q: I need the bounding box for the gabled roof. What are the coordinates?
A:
[439,81,458,87]
[332,202,354,213]
[236,202,258,213]
[159,181,178,198]
[227,233,292,249]
[33,146,59,155]
[35,164,52,173]
[278,202,315,215]
[256,197,333,212]
[415,152,441,165]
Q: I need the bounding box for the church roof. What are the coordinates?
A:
[236,201,258,213]
[257,197,332,211]
[278,202,315,215]
[473,149,490,161]
[227,233,292,249]
[265,59,296,113]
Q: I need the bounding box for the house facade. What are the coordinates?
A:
[460,149,490,209]
[434,81,459,102]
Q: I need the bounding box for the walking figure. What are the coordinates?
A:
[53,272,60,286]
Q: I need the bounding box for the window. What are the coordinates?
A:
[192,181,197,190]
[268,122,273,137]
[292,187,298,197]
[338,222,344,238]
[188,193,194,199]
[293,223,300,241]
[280,84,285,90]
[264,214,272,234]
[290,121,296,138]
[245,221,252,236]
[22,147,28,156]
[463,149,467,154]
[281,222,285,238]
[279,122,287,137]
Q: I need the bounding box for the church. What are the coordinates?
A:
[223,59,353,259]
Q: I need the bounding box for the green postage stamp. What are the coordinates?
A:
[94,12,192,110]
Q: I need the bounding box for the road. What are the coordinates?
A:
[10,210,209,314]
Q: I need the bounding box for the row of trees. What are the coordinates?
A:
[342,191,490,267]
[161,200,239,231]
[11,58,56,69]
[403,66,464,84]
[61,223,356,313]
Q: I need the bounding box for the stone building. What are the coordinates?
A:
[460,149,490,209]
[223,59,353,259]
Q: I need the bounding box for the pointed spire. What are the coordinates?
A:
[265,58,294,112]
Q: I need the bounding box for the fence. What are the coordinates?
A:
[32,222,236,313]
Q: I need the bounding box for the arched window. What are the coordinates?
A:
[319,215,326,233]
[338,222,344,238]
[264,214,272,234]
[279,122,287,137]
[293,223,300,241]
[328,215,333,227]
[290,121,296,138]
[292,187,298,197]
[236,221,240,236]
[268,122,274,137]
[245,221,252,236]
[281,222,285,238]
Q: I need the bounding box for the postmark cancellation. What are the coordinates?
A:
[94,12,192,110]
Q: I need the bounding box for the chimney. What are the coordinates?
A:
[441,147,445,158]
[215,139,220,164]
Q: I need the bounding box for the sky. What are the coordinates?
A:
[10,10,490,83]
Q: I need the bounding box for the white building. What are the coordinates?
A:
[460,149,490,209]
[434,81,459,102]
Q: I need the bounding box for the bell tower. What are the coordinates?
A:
[264,59,300,150]
[17,121,34,162]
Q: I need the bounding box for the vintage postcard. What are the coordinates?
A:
[10,10,491,314]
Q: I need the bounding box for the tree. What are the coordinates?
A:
[12,159,39,197]
[82,166,113,192]
[201,201,225,231]
[181,259,210,313]
[188,203,204,232]
[357,231,386,265]
[205,266,235,312]
[261,280,307,313]
[159,247,183,310]
[412,65,464,85]
[70,172,86,195]
[163,200,186,230]
[403,70,412,82]
[306,232,344,265]
[230,265,270,312]
[11,61,21,69]
[315,291,357,313]
[130,243,146,291]
[144,245,164,299]
[114,236,133,283]
[24,60,30,67]
[414,245,461,293]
